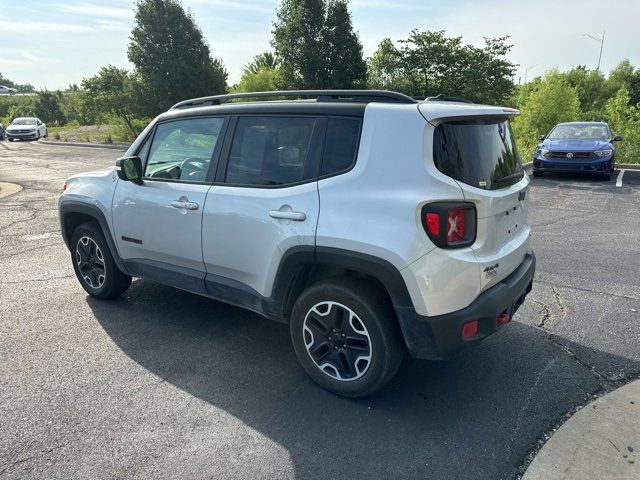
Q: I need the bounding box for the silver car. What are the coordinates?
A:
[6,117,48,141]
[59,90,535,397]
[0,85,17,95]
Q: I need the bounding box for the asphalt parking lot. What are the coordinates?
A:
[1,141,639,480]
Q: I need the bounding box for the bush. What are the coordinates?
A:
[606,88,640,163]
[512,72,581,157]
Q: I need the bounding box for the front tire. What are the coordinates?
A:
[532,170,542,177]
[290,278,404,397]
[70,223,131,299]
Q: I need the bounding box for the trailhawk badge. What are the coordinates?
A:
[484,263,499,279]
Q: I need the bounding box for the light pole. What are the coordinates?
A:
[523,64,538,84]
[583,30,605,71]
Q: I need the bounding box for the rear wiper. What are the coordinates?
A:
[493,173,524,183]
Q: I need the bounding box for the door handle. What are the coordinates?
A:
[171,200,199,210]
[269,210,306,221]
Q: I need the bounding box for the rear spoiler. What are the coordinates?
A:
[418,103,519,125]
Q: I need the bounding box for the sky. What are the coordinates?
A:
[0,0,639,90]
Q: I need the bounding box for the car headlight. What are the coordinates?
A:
[594,149,613,157]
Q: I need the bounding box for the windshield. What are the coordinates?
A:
[11,118,37,125]
[433,118,524,190]
[547,124,610,141]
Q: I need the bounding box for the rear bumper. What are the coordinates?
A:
[396,251,536,360]
[533,157,613,174]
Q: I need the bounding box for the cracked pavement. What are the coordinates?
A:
[1,142,639,480]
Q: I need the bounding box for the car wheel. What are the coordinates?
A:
[290,278,404,397]
[532,170,542,177]
[70,223,132,299]
[8,138,13,142]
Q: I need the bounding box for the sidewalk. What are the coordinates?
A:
[0,181,22,199]
[523,379,640,480]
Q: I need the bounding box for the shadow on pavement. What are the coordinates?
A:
[87,279,638,480]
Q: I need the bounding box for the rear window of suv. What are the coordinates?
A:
[433,118,524,190]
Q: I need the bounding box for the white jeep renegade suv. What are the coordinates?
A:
[59,90,535,397]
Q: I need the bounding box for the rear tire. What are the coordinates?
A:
[290,278,404,397]
[70,223,131,299]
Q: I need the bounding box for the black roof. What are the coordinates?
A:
[159,100,368,121]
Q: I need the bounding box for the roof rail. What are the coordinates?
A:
[424,94,474,104]
[170,90,418,110]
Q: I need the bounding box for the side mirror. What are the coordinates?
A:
[612,135,623,142]
[538,135,545,141]
[116,156,143,184]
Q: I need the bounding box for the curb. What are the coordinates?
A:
[39,140,129,151]
[522,379,640,480]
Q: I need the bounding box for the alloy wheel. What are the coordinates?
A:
[75,236,106,289]
[303,301,372,381]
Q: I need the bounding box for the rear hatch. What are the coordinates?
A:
[420,103,530,291]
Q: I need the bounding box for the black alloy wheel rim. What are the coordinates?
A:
[75,236,106,289]
[303,301,372,381]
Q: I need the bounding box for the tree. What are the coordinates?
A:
[512,71,581,156]
[244,52,279,76]
[2,104,36,125]
[236,68,282,93]
[272,0,367,89]
[393,30,516,103]
[322,0,367,88]
[80,66,141,138]
[605,88,640,162]
[563,66,611,119]
[608,60,640,106]
[368,39,407,91]
[272,0,326,89]
[128,0,228,115]
[34,90,66,126]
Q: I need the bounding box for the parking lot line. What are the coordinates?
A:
[615,169,625,187]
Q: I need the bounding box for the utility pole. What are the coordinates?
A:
[523,64,537,84]
[583,30,605,71]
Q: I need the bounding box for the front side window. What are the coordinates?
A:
[433,119,524,190]
[144,117,224,183]
[225,117,316,186]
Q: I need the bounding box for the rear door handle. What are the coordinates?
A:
[269,210,306,221]
[171,200,199,210]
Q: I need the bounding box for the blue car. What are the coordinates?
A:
[532,122,623,180]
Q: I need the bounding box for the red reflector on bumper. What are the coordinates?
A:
[461,320,478,339]
[497,313,511,325]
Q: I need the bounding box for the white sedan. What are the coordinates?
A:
[0,85,17,95]
[6,117,48,141]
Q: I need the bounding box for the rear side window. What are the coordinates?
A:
[321,118,360,176]
[433,119,524,190]
[226,117,316,186]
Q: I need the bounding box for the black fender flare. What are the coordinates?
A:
[59,200,131,275]
[271,246,414,318]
